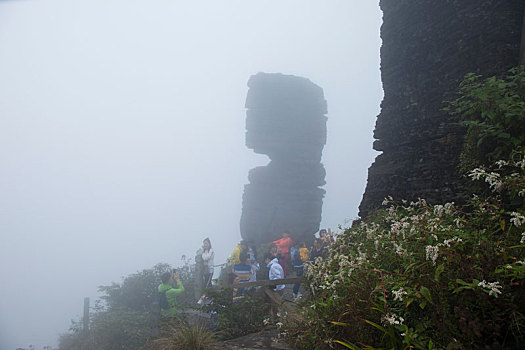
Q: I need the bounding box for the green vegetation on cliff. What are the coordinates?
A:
[283,68,525,349]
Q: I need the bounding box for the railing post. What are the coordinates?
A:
[83,297,90,332]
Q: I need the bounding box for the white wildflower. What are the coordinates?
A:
[416,198,428,207]
[485,172,503,191]
[444,202,455,215]
[469,168,486,180]
[454,217,464,228]
[510,212,525,227]
[519,189,525,198]
[428,218,440,232]
[382,312,404,325]
[356,251,367,265]
[394,242,407,256]
[425,245,439,265]
[392,288,408,301]
[477,280,503,297]
[521,232,525,244]
[441,236,463,247]
[434,205,445,217]
[495,160,509,168]
[391,221,403,236]
[516,157,525,169]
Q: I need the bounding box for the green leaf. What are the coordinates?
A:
[363,319,387,333]
[331,339,360,350]
[330,321,349,327]
[420,286,432,303]
[455,279,470,286]
[434,263,444,282]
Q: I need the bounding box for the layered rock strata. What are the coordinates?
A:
[240,73,327,244]
[359,0,525,217]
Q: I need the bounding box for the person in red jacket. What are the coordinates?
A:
[272,232,293,276]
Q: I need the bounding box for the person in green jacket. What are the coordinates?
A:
[158,270,184,316]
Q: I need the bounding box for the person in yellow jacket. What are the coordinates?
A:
[229,241,247,265]
[158,270,184,316]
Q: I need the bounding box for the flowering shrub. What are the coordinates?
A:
[283,157,525,349]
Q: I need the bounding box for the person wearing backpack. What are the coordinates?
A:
[290,242,305,298]
[158,270,184,316]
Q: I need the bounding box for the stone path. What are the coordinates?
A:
[212,329,290,350]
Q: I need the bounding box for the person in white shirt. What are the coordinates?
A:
[195,237,215,300]
[264,253,285,293]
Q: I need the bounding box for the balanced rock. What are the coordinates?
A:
[240,73,327,244]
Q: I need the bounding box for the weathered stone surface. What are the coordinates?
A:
[212,329,290,349]
[240,73,327,244]
[359,0,525,217]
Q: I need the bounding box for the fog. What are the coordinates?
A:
[0,1,382,348]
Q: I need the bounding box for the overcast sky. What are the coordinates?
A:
[0,1,382,348]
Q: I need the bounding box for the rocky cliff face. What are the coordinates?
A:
[359,0,525,217]
[240,73,327,244]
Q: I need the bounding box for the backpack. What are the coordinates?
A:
[158,290,170,310]
[290,246,302,267]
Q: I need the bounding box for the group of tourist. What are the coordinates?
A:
[230,229,332,299]
[157,230,333,315]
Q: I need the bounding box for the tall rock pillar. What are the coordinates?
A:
[240,73,327,244]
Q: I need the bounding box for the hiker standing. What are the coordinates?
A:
[247,242,260,282]
[201,238,214,288]
[229,240,247,265]
[309,237,328,261]
[196,238,214,292]
[272,232,293,276]
[290,242,306,298]
[264,253,285,293]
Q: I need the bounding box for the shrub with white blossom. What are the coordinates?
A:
[283,157,525,349]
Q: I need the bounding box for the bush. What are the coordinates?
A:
[59,262,198,350]
[201,287,270,340]
[283,68,525,349]
[445,67,525,170]
[284,159,525,348]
